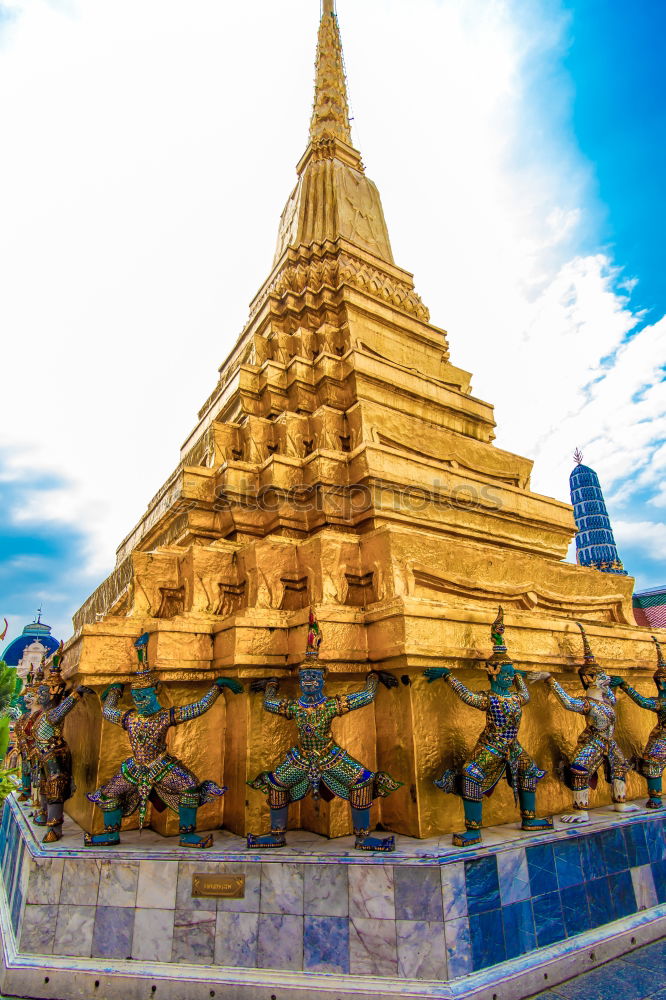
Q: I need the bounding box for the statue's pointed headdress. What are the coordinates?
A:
[131,633,158,690]
[652,636,666,682]
[299,609,326,672]
[305,609,322,659]
[47,641,67,698]
[27,653,46,693]
[576,622,599,684]
[485,606,513,676]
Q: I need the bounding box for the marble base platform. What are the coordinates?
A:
[1,794,665,1000]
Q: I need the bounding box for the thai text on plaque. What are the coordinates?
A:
[192,874,245,899]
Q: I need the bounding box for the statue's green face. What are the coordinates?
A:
[131,686,162,716]
[489,662,515,695]
[36,684,50,707]
[299,667,326,700]
[656,676,666,695]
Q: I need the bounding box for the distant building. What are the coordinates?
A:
[1,613,61,681]
[633,587,666,629]
[569,450,627,575]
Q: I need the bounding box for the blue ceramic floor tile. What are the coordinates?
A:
[555,958,657,1000]
[532,891,565,948]
[502,899,536,959]
[560,882,591,937]
[465,855,501,915]
[469,908,505,971]
[599,827,629,875]
[586,876,614,927]
[394,866,443,922]
[554,840,584,890]
[620,937,666,973]
[527,843,558,896]
[623,823,650,868]
[645,819,666,864]
[580,834,607,881]
[652,859,666,903]
[304,915,349,974]
[609,868,637,921]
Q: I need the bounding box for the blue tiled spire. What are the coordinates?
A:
[569,450,627,575]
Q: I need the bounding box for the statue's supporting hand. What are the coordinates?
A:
[251,677,279,694]
[423,667,451,683]
[609,675,625,688]
[525,671,550,685]
[371,670,398,689]
[101,683,125,701]
[76,685,95,697]
[215,677,243,695]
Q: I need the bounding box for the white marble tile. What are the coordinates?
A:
[441,861,467,919]
[256,914,303,970]
[349,917,398,976]
[53,904,95,958]
[132,907,175,963]
[19,903,57,955]
[215,911,259,967]
[25,858,64,905]
[396,920,447,980]
[171,909,216,965]
[59,859,100,906]
[497,847,530,905]
[97,860,139,908]
[304,863,348,917]
[260,863,304,915]
[348,865,395,920]
[136,859,178,909]
[631,864,658,911]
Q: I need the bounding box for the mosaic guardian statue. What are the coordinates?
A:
[30,645,92,842]
[611,637,666,810]
[536,623,637,823]
[247,611,402,852]
[9,688,35,801]
[85,634,242,849]
[425,607,553,847]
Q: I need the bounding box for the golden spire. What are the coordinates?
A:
[310,0,353,146]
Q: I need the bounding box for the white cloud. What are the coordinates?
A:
[0,0,664,619]
[614,520,666,559]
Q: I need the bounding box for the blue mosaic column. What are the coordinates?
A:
[569,452,627,574]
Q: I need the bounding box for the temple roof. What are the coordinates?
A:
[1,614,60,666]
[569,452,627,576]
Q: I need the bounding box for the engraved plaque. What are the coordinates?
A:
[192,874,245,899]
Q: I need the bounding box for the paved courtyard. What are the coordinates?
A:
[532,937,666,1000]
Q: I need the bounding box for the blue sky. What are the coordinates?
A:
[0,0,664,647]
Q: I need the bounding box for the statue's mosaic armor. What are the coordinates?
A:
[32,693,81,804]
[88,686,225,823]
[250,675,399,807]
[437,673,545,801]
[547,680,631,789]
[620,683,666,779]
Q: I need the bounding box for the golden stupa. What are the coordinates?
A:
[63,0,664,840]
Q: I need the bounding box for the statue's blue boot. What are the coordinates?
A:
[519,790,553,832]
[452,799,483,847]
[84,807,122,847]
[352,807,395,852]
[179,805,213,849]
[247,806,288,849]
[646,777,663,810]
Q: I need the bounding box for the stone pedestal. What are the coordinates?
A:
[1,793,665,1000]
